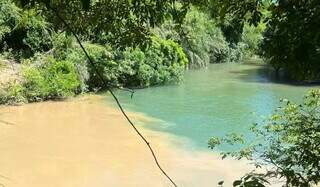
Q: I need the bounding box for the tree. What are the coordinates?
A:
[209,89,320,186]
[14,0,191,48]
[260,0,320,80]
[0,0,52,58]
[207,0,320,81]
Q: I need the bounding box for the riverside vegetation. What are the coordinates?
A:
[209,89,320,186]
[0,0,320,186]
[0,0,261,104]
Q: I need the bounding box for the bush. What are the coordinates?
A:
[226,43,246,63]
[53,34,188,90]
[259,0,320,81]
[24,57,80,100]
[61,42,118,90]
[118,36,188,87]
[0,0,51,58]
[0,56,81,104]
[51,32,74,60]
[183,8,227,67]
[241,23,264,57]
[0,0,19,41]
[209,89,320,186]
[0,82,26,105]
[154,8,241,68]
[144,36,187,85]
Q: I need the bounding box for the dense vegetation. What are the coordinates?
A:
[260,0,320,80]
[209,89,320,186]
[0,0,319,186]
[208,0,320,81]
[0,0,254,104]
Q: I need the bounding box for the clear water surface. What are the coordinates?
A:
[107,62,319,151]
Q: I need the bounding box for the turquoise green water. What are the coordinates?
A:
[109,62,318,150]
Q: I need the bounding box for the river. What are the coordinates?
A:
[111,62,318,151]
[0,62,318,187]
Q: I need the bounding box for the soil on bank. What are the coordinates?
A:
[0,60,21,86]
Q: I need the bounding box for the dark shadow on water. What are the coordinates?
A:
[231,63,320,87]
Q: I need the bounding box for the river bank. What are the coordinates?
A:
[0,95,252,187]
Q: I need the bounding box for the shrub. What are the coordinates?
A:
[0,56,81,104]
[209,89,320,186]
[241,23,264,57]
[153,8,235,68]
[63,42,118,90]
[118,36,188,87]
[226,43,246,63]
[117,48,148,87]
[55,35,187,90]
[0,81,26,105]
[219,17,244,46]
[52,32,74,60]
[259,0,320,81]
[22,63,49,101]
[38,57,80,98]
[19,9,52,54]
[50,32,89,92]
[0,0,51,58]
[144,36,187,84]
[0,0,20,41]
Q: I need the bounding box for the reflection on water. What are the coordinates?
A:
[112,62,319,150]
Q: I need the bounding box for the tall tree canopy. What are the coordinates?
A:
[201,0,320,81]
[14,0,191,47]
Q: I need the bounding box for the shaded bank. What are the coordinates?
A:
[0,95,251,187]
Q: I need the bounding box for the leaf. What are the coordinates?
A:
[243,180,265,187]
[222,154,227,160]
[218,180,224,185]
[233,180,242,186]
[244,174,252,181]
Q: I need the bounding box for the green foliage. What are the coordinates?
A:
[16,0,190,48]
[0,28,187,105]
[105,36,187,88]
[0,0,264,105]
[231,173,270,187]
[212,0,265,27]
[215,16,264,60]
[51,32,74,59]
[208,0,320,81]
[219,17,244,45]
[0,56,81,104]
[241,23,264,57]
[68,42,117,90]
[209,89,320,186]
[0,82,27,105]
[51,34,187,90]
[0,0,20,41]
[181,8,230,67]
[0,0,51,58]
[18,9,51,53]
[118,36,187,87]
[260,0,320,81]
[23,57,80,100]
[50,32,90,92]
[154,8,240,68]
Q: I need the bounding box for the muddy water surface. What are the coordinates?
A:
[0,96,251,187]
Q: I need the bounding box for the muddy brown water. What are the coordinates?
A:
[0,95,252,187]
